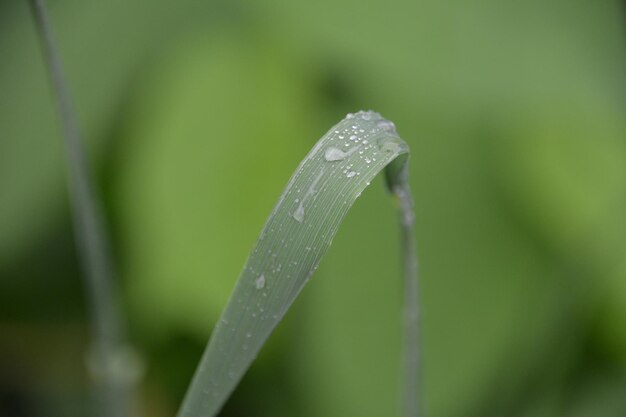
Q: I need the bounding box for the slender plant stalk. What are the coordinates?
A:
[393,175,421,417]
[385,143,420,417]
[400,187,421,417]
[28,1,136,416]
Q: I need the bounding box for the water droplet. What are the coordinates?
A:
[346,171,357,178]
[376,119,396,133]
[325,147,345,161]
[293,204,305,222]
[324,146,360,162]
[381,140,402,154]
[255,274,266,289]
[293,169,325,222]
[246,332,252,338]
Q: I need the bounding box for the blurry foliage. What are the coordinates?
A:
[0,0,625,416]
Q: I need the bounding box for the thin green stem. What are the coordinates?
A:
[395,179,421,417]
[385,145,421,417]
[28,1,138,416]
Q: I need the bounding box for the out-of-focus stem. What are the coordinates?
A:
[28,1,139,416]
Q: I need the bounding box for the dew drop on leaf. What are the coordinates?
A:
[254,274,265,289]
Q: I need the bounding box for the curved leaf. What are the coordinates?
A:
[178,111,413,417]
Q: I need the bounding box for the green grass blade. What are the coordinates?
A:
[178,111,416,417]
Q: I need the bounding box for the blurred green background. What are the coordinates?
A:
[1,0,625,416]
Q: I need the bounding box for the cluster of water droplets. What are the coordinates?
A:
[345,110,397,134]
[322,111,395,173]
[290,110,400,223]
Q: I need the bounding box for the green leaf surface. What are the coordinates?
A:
[178,111,409,417]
